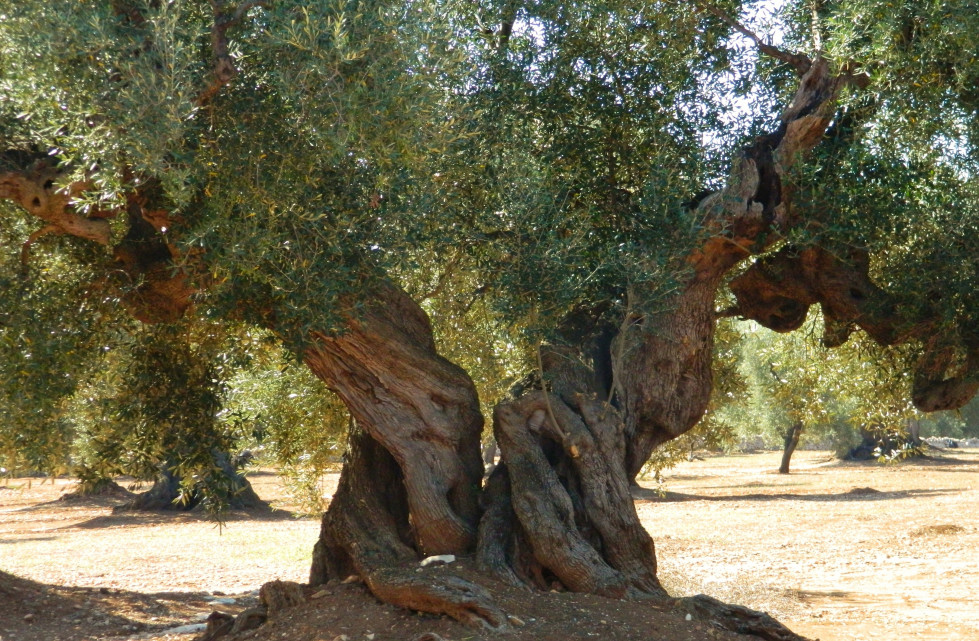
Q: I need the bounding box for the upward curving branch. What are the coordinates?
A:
[692,1,812,75]
[198,1,269,105]
[616,55,861,478]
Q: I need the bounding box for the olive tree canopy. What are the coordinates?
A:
[2,0,978,635]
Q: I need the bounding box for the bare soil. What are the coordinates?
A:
[1,449,977,641]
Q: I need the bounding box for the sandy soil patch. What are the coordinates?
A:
[2,450,977,640]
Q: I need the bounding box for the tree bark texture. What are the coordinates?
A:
[302,290,805,639]
[728,244,979,413]
[617,57,858,479]
[302,283,510,627]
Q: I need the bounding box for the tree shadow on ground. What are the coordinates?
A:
[824,453,979,468]
[62,506,306,529]
[9,494,305,526]
[631,487,962,503]
[784,588,853,601]
[0,535,57,544]
[0,569,245,641]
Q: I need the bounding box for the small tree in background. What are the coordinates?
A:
[72,320,265,511]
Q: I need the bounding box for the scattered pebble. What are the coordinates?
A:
[311,590,331,599]
[23,613,35,623]
[685,613,692,621]
[160,623,207,634]
[507,615,526,627]
[208,597,237,605]
[419,554,456,567]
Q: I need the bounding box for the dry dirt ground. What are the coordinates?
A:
[1,449,977,641]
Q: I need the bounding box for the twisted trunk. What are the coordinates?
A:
[302,283,508,626]
[5,48,973,641]
[300,284,806,640]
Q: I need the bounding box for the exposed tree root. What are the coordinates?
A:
[679,594,811,641]
[310,426,506,629]
[366,566,508,630]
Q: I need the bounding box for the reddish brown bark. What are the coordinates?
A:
[617,57,859,478]
[729,244,979,412]
[300,283,509,626]
[0,157,111,246]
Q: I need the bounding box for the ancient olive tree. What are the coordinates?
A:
[2,0,979,634]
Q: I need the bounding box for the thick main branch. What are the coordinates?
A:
[0,161,111,245]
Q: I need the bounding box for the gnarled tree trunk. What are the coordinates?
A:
[302,282,507,626]
[300,282,807,640]
[117,452,266,512]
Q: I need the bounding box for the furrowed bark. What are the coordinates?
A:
[303,282,484,557]
[484,340,665,599]
[303,282,507,627]
[618,57,855,478]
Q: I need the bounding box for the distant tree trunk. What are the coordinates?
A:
[120,465,187,511]
[847,424,924,461]
[779,422,804,474]
[907,418,921,445]
[118,452,265,512]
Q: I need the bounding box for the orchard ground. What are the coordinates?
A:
[1,449,977,641]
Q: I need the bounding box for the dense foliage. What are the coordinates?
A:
[2,4,979,618]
